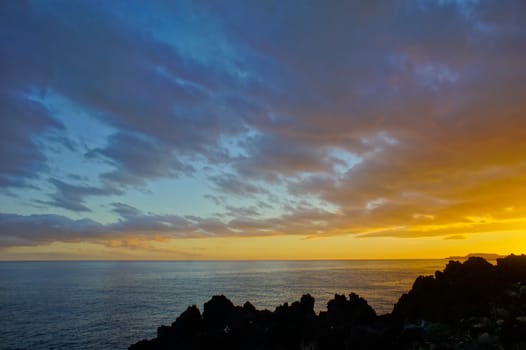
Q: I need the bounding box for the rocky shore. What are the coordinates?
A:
[130,255,526,349]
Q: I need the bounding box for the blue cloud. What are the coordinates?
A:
[0,93,63,187]
[39,178,122,212]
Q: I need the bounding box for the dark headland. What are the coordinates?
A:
[130,255,526,350]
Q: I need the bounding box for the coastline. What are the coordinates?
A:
[130,255,526,350]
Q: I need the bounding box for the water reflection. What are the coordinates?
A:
[0,259,447,350]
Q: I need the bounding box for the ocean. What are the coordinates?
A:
[0,259,449,350]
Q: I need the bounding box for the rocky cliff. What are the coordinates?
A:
[130,254,526,350]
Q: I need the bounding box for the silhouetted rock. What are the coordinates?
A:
[498,254,526,285]
[327,292,377,326]
[202,294,236,329]
[392,256,499,322]
[130,255,526,350]
[171,305,203,335]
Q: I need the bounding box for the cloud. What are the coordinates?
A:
[0,0,253,188]
[0,93,63,187]
[0,213,104,247]
[209,173,269,197]
[111,202,143,218]
[0,206,235,248]
[40,178,122,212]
[222,205,261,218]
[236,134,338,181]
[1,0,526,249]
[444,235,467,240]
[87,132,194,187]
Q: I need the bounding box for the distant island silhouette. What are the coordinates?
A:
[130,255,526,350]
[446,253,507,260]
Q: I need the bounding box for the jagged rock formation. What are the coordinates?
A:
[130,254,526,350]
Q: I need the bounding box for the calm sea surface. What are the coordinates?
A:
[0,260,449,350]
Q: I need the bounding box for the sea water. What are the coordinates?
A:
[0,259,448,350]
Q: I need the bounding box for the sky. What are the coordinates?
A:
[1,0,526,260]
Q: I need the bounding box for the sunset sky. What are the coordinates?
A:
[1,0,526,260]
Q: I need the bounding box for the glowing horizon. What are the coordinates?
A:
[1,1,526,260]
